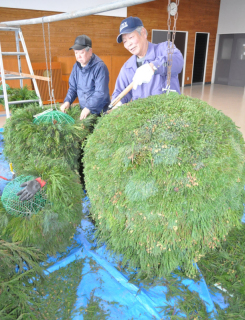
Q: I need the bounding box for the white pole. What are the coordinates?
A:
[0,0,154,26]
[0,43,10,118]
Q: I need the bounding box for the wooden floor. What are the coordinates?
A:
[1,84,245,138]
[181,84,245,139]
[0,111,7,129]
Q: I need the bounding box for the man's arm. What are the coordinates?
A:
[151,42,184,76]
[62,65,78,109]
[85,64,110,114]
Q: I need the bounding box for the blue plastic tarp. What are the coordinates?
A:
[44,199,230,319]
[0,128,13,195]
[0,127,235,319]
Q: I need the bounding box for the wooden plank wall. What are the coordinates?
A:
[0,0,220,91]
[31,61,66,104]
[0,55,129,105]
[0,57,32,111]
[1,57,32,88]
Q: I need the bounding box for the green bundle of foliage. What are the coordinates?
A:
[0,156,84,255]
[0,85,39,112]
[33,257,86,319]
[198,223,245,319]
[3,104,98,173]
[83,93,245,277]
[0,237,45,319]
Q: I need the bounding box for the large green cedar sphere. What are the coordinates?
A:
[84,93,245,277]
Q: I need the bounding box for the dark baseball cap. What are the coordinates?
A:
[117,16,143,43]
[69,35,92,50]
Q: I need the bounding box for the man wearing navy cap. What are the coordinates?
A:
[60,35,110,120]
[112,17,184,105]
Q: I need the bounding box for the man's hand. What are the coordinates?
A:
[17,179,42,201]
[80,107,91,120]
[112,101,122,110]
[133,63,155,90]
[60,102,70,113]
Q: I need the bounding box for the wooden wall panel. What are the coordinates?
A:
[111,56,130,93]
[0,57,32,111]
[2,57,32,88]
[32,61,66,104]
[53,56,76,75]
[100,56,112,94]
[0,0,220,88]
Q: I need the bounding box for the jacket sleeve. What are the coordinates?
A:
[86,64,110,114]
[64,65,78,104]
[152,42,184,77]
[111,66,132,104]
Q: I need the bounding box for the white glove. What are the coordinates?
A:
[112,101,122,110]
[133,63,154,90]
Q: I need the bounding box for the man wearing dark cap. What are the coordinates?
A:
[60,35,110,120]
[112,17,184,106]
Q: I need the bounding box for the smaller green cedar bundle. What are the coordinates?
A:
[84,93,245,277]
[0,238,45,319]
[0,85,39,112]
[0,156,84,255]
[3,104,98,173]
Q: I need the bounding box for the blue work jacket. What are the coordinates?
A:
[112,41,184,103]
[64,54,110,114]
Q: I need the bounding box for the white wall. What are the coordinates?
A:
[0,0,127,17]
[218,0,245,34]
[212,0,245,82]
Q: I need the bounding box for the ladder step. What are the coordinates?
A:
[0,95,10,98]
[0,28,42,110]
[2,52,26,56]
[0,27,20,32]
[1,75,32,80]
[8,99,39,105]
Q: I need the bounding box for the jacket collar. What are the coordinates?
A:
[76,53,97,70]
[125,42,155,69]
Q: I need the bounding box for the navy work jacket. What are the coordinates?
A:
[64,54,110,114]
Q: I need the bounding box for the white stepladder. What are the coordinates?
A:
[0,26,43,118]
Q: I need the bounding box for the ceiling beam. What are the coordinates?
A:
[0,0,154,26]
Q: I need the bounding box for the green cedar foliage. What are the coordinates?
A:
[83,93,245,278]
[0,85,39,112]
[3,104,98,173]
[80,290,112,320]
[0,235,45,319]
[34,258,86,319]
[198,224,245,319]
[0,156,84,255]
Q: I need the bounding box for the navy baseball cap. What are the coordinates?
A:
[117,16,143,43]
[69,35,92,50]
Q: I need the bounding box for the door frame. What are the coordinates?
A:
[151,29,188,88]
[212,34,220,83]
[192,32,210,84]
